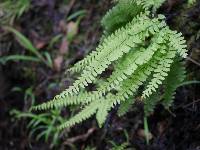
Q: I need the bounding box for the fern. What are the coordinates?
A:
[161,58,186,108]
[101,0,144,34]
[144,92,160,116]
[33,0,188,130]
[58,100,99,129]
[117,96,135,117]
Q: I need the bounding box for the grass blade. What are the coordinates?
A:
[0,55,40,64]
[5,27,45,61]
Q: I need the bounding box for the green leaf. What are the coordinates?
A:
[5,27,44,61]
[0,55,40,64]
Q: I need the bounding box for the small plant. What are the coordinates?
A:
[0,27,53,68]
[110,142,129,150]
[10,85,66,148]
[0,0,30,25]
[187,0,197,6]
[33,0,187,130]
[109,130,131,150]
[11,109,66,148]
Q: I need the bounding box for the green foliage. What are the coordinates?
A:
[84,146,96,150]
[101,0,144,34]
[161,59,186,108]
[0,27,53,68]
[33,0,187,130]
[117,97,134,117]
[10,85,66,148]
[11,109,66,148]
[111,142,129,150]
[0,0,30,25]
[187,0,197,7]
[109,130,131,150]
[143,116,150,144]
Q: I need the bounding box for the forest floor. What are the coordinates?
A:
[0,0,200,150]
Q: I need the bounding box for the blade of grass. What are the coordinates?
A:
[4,27,53,68]
[144,116,149,145]
[178,80,200,87]
[0,55,40,64]
[5,27,39,55]
[5,27,48,62]
[67,10,86,21]
[44,52,53,68]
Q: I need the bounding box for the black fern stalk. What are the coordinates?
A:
[33,0,187,130]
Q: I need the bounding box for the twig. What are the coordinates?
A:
[182,99,200,108]
[66,0,76,17]
[187,57,200,67]
[63,127,96,145]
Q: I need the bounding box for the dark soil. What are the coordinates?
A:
[0,0,200,150]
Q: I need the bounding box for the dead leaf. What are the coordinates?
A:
[53,55,63,72]
[137,129,153,140]
[30,30,47,49]
[157,121,168,135]
[59,38,69,55]
[35,40,46,49]
[67,21,78,42]
[59,20,67,33]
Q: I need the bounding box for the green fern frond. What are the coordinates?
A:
[33,0,188,130]
[37,15,166,106]
[96,96,112,127]
[32,91,92,110]
[162,59,186,108]
[108,50,167,108]
[96,29,167,97]
[168,31,188,58]
[69,13,165,74]
[144,92,160,116]
[101,0,144,34]
[58,100,99,130]
[142,49,176,98]
[117,97,134,117]
[142,0,166,10]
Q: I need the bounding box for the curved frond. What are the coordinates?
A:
[101,0,144,34]
[162,58,186,108]
[117,97,134,117]
[58,100,99,130]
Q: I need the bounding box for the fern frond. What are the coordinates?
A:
[117,97,134,117]
[32,91,93,110]
[144,92,160,116]
[168,31,188,58]
[52,15,166,99]
[96,29,167,97]
[33,0,188,130]
[101,0,144,34]
[142,0,166,10]
[69,13,166,74]
[58,100,99,130]
[161,59,186,108]
[96,97,112,127]
[142,49,176,98]
[101,0,166,34]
